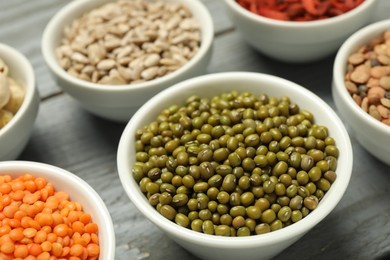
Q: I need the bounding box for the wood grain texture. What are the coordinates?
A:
[1,0,390,259]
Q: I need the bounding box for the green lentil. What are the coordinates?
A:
[132,91,339,236]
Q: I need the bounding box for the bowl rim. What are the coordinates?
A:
[0,43,36,136]
[223,0,376,28]
[0,160,116,260]
[117,72,353,248]
[333,18,390,135]
[41,0,214,93]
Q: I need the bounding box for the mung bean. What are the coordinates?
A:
[132,91,339,236]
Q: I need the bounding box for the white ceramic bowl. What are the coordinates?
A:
[42,0,214,122]
[0,160,115,259]
[117,72,353,260]
[333,19,390,166]
[223,0,377,63]
[0,43,39,160]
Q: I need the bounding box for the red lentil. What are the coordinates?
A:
[0,174,100,259]
[344,29,390,126]
[236,0,365,21]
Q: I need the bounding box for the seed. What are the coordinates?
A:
[56,0,201,85]
[345,29,390,125]
[96,59,116,71]
[0,59,25,129]
[132,91,338,236]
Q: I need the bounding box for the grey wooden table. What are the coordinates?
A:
[1,1,390,259]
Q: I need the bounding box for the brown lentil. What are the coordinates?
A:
[345,29,390,126]
[56,0,200,85]
[132,91,339,236]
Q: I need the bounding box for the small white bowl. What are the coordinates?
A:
[0,160,115,260]
[223,0,377,63]
[333,19,390,166]
[42,0,214,122]
[0,43,39,160]
[117,72,353,260]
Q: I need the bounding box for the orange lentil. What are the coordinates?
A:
[47,233,57,243]
[14,244,29,258]
[52,212,64,226]
[81,248,89,260]
[62,236,70,246]
[23,227,37,238]
[40,225,52,234]
[41,241,52,252]
[1,194,12,206]
[84,223,98,234]
[72,221,85,234]
[37,251,51,260]
[51,242,63,257]
[28,243,43,256]
[86,243,100,257]
[91,233,99,244]
[53,223,69,237]
[0,182,12,193]
[0,174,100,259]
[60,207,70,217]
[54,191,69,202]
[61,246,70,257]
[8,218,21,228]
[36,212,54,227]
[24,180,37,193]
[74,237,88,248]
[81,233,91,244]
[4,204,18,218]
[79,214,91,225]
[12,190,25,201]
[34,200,46,212]
[28,218,42,230]
[40,188,49,202]
[34,230,47,244]
[14,210,27,220]
[34,177,47,190]
[11,180,24,191]
[45,197,59,210]
[9,228,24,241]
[68,210,81,223]
[24,255,37,260]
[70,244,84,256]
[0,225,11,236]
[23,193,40,205]
[1,241,15,254]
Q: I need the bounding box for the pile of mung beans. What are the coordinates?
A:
[132,91,339,236]
[345,29,390,126]
[56,0,200,85]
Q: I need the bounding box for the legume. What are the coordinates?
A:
[56,0,200,85]
[236,0,364,22]
[0,58,25,129]
[0,174,100,259]
[345,29,390,126]
[132,91,338,236]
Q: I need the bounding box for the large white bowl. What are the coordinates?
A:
[42,0,214,122]
[117,72,353,260]
[333,19,390,166]
[223,0,377,63]
[0,43,39,160]
[0,160,115,259]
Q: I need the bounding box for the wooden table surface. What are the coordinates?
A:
[1,1,390,259]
